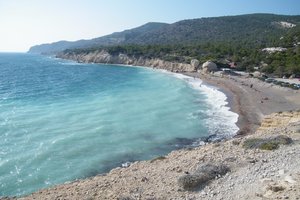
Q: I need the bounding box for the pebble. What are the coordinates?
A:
[285,175,296,184]
[278,169,285,175]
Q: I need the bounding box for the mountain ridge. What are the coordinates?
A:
[28,13,300,54]
[28,22,168,54]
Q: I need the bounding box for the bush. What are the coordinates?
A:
[243,138,262,149]
[259,142,279,150]
[178,174,207,190]
[117,197,134,200]
[178,163,230,190]
[195,164,229,177]
[243,135,293,150]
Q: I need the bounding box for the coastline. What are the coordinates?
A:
[161,69,239,140]
[57,51,300,135]
[9,58,300,199]
[18,111,300,200]
[184,72,300,135]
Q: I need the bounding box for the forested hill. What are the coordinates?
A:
[28,14,300,54]
[28,22,168,54]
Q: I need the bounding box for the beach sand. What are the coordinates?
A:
[185,72,300,135]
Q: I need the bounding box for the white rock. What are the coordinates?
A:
[262,47,287,53]
[278,169,285,175]
[190,59,200,70]
[284,175,296,184]
[202,61,218,73]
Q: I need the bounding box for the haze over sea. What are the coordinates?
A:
[0,53,238,197]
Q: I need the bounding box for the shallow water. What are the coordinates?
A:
[0,53,238,197]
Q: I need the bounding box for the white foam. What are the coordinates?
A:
[58,61,83,66]
[46,62,236,128]
[162,71,239,138]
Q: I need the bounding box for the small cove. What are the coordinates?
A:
[0,53,238,197]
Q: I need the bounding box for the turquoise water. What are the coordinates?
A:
[0,53,238,197]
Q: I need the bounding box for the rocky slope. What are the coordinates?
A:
[57,50,200,72]
[16,111,300,200]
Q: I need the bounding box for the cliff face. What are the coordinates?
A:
[56,50,199,72]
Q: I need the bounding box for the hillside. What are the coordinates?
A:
[28,22,168,54]
[123,13,300,45]
[28,14,300,54]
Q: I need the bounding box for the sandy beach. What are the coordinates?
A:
[11,71,300,200]
[186,72,300,135]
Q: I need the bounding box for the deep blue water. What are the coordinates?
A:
[0,53,238,197]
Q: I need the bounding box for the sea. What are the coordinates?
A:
[0,53,238,197]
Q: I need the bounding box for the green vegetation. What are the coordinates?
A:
[178,163,230,190]
[259,141,280,150]
[243,135,293,150]
[64,34,300,76]
[56,14,300,76]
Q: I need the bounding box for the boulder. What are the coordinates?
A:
[289,74,296,79]
[202,61,218,73]
[190,59,200,70]
[252,71,261,77]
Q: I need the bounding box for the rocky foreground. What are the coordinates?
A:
[14,111,300,200]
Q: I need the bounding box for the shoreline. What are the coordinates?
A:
[70,57,300,136]
[184,72,300,136]
[187,72,258,135]
[19,111,300,200]
[10,59,300,199]
[55,51,300,135]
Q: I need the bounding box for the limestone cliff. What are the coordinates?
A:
[56,50,199,72]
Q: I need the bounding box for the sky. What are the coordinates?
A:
[0,0,299,52]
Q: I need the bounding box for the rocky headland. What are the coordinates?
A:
[56,50,199,73]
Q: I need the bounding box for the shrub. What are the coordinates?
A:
[259,141,279,150]
[243,138,263,149]
[178,174,207,190]
[195,164,230,177]
[243,135,293,150]
[178,163,230,190]
[117,197,134,200]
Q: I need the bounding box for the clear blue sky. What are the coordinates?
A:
[0,0,299,52]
